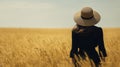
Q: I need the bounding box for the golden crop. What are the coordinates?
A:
[0,28,119,67]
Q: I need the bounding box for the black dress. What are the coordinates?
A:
[70,25,107,65]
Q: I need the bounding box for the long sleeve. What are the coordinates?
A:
[98,28,107,57]
[70,31,78,58]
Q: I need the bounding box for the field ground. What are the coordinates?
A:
[0,28,120,67]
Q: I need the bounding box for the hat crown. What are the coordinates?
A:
[81,7,93,18]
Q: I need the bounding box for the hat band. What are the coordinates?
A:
[81,16,93,20]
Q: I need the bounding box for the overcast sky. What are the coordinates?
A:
[0,0,120,28]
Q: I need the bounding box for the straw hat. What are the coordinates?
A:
[74,7,101,26]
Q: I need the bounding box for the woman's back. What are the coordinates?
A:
[72,25,102,48]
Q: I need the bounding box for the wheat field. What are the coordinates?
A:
[0,28,120,67]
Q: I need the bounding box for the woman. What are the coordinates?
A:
[70,7,107,67]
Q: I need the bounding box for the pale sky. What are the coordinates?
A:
[0,0,120,28]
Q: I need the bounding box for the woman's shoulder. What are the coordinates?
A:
[91,26,102,30]
[72,25,79,32]
[92,26,103,34]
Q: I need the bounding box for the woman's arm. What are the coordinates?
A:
[98,28,107,58]
[70,31,78,58]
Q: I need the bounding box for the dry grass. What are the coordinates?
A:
[0,28,120,67]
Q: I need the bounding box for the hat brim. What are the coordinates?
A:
[74,11,101,26]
